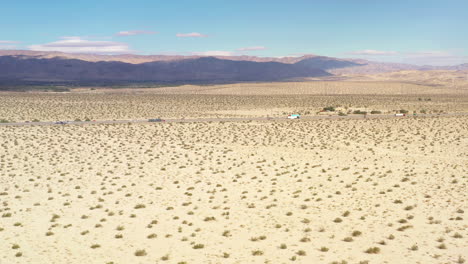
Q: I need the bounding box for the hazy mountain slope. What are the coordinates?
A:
[0,50,316,64]
[346,70,468,88]
[0,51,467,87]
[329,60,468,74]
[294,56,363,69]
[0,56,330,84]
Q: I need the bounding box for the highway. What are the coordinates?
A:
[0,113,467,127]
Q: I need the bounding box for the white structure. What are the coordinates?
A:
[287,114,300,119]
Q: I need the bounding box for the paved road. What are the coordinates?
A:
[0,113,467,127]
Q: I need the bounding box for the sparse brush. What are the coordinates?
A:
[193,244,204,249]
[252,250,263,256]
[134,249,147,256]
[364,247,380,254]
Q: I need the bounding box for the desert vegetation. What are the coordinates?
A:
[0,81,467,123]
[0,85,466,263]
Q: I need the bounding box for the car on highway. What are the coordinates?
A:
[55,121,68,125]
[148,118,165,122]
[287,114,300,119]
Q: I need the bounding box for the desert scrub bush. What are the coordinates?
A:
[437,243,447,249]
[252,250,263,256]
[193,244,204,249]
[45,231,54,236]
[90,244,101,249]
[352,230,362,237]
[319,247,329,252]
[456,256,465,264]
[397,225,413,231]
[134,204,146,209]
[147,233,157,239]
[296,250,306,256]
[364,247,380,254]
[222,230,231,237]
[370,110,382,114]
[279,243,287,249]
[251,235,267,241]
[410,244,418,251]
[353,110,366,115]
[134,249,147,256]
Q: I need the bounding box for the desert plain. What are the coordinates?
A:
[0,80,467,264]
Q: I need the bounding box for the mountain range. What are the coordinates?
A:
[0,50,467,86]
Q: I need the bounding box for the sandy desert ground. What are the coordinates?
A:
[341,70,468,89]
[0,82,467,264]
[1,81,468,122]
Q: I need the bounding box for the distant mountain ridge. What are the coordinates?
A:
[0,50,467,86]
[0,50,316,64]
[0,55,330,84]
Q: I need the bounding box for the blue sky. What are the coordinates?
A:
[1,0,467,65]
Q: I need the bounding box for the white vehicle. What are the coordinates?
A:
[287,114,300,119]
[394,113,405,117]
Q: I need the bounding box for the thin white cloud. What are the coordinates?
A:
[405,50,451,57]
[236,46,267,51]
[0,40,20,44]
[115,30,157,36]
[192,51,233,56]
[28,37,131,54]
[350,49,399,56]
[176,32,208,38]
